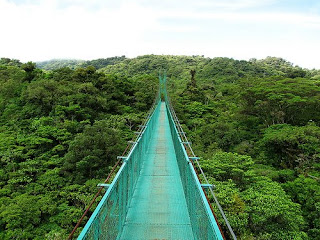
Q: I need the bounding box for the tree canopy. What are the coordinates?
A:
[0,55,319,239]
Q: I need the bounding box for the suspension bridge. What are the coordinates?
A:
[69,75,236,240]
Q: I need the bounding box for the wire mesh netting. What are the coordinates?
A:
[78,81,223,239]
[78,103,160,240]
[166,105,223,240]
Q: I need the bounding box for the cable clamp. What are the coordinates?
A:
[97,183,111,189]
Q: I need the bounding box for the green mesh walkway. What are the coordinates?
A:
[77,99,224,240]
[119,102,194,239]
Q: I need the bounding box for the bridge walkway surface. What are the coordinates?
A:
[119,102,194,239]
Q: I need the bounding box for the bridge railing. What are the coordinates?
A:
[165,101,224,240]
[162,72,237,240]
[77,100,161,240]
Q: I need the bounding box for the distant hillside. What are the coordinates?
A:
[36,55,320,81]
[36,56,126,70]
[36,59,85,70]
[99,55,317,89]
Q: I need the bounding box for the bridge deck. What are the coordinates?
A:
[119,102,194,240]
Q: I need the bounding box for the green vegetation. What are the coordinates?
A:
[36,56,126,70]
[1,55,319,239]
[0,57,157,239]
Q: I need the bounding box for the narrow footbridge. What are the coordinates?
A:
[71,76,236,240]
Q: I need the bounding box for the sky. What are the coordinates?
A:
[0,0,320,69]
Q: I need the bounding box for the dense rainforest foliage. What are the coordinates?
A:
[1,55,320,239]
[0,57,157,239]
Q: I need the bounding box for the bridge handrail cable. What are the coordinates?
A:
[163,73,237,240]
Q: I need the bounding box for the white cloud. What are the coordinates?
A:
[133,0,276,11]
[194,0,277,10]
[0,0,319,69]
[157,9,320,30]
[0,0,156,60]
